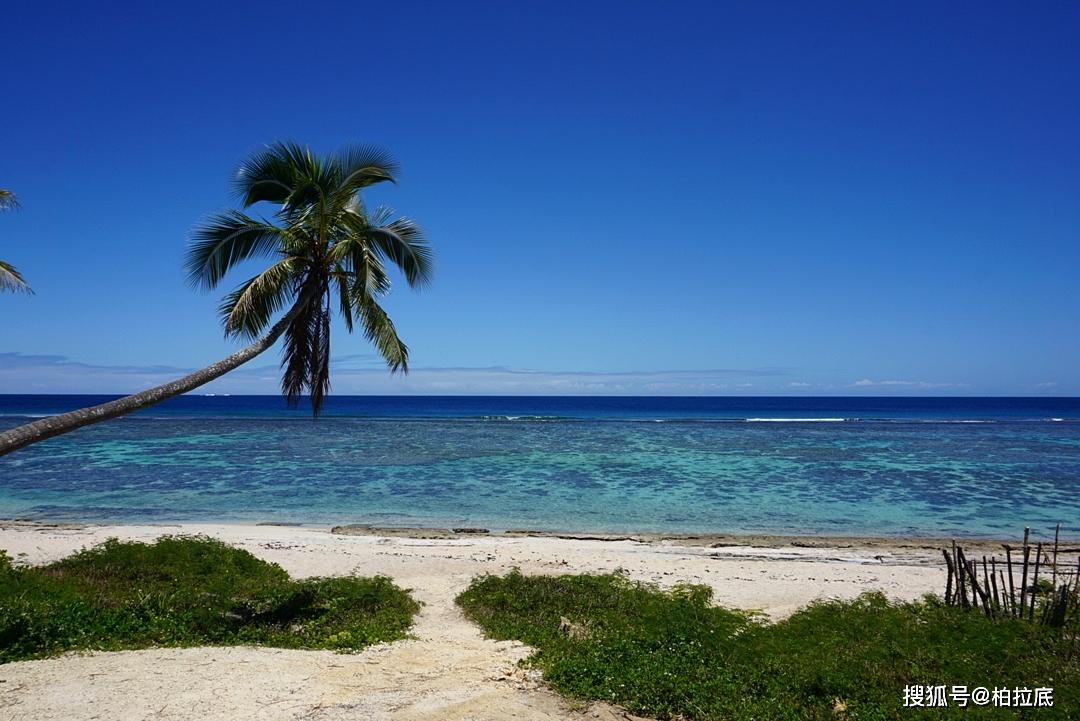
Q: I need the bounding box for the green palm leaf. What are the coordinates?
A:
[186,211,292,291]
[339,207,433,289]
[366,216,434,289]
[334,274,355,333]
[354,292,409,373]
[0,189,20,212]
[218,256,306,338]
[0,189,31,294]
[281,300,316,408]
[233,141,313,207]
[0,260,33,294]
[334,145,399,192]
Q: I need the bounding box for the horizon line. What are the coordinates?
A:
[2,393,1078,400]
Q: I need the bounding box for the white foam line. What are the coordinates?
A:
[745,418,848,423]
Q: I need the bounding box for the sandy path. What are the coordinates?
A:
[0,523,946,720]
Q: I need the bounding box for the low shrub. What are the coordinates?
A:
[457,571,1079,720]
[0,536,419,663]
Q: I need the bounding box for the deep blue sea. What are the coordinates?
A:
[2,395,1079,538]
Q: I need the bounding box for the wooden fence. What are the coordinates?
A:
[942,524,1079,627]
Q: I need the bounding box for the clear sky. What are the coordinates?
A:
[2,1,1078,395]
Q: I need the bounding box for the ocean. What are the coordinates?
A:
[1,395,1078,538]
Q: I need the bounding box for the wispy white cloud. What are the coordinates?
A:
[6,353,1029,395]
[849,378,969,390]
[0,352,793,396]
[0,353,201,393]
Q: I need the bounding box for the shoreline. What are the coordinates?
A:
[0,520,953,619]
[3,518,1073,555]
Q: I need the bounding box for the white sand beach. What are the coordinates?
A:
[0,522,950,721]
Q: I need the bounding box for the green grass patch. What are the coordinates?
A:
[0,536,419,663]
[457,571,1079,720]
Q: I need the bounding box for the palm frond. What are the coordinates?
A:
[186,211,289,290]
[281,299,316,409]
[0,260,32,294]
[334,274,354,333]
[233,141,309,206]
[354,292,409,372]
[279,292,333,414]
[328,234,392,297]
[217,257,304,338]
[308,302,332,415]
[0,189,19,212]
[354,249,392,297]
[234,141,335,216]
[364,214,434,289]
[333,145,398,192]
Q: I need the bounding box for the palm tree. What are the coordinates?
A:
[0,142,432,456]
[0,189,32,294]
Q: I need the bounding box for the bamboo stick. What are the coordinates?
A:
[1052,523,1060,589]
[963,546,972,608]
[1020,544,1031,617]
[1030,542,1043,620]
[1073,558,1080,612]
[1002,548,1010,617]
[959,549,991,617]
[975,563,992,617]
[990,558,1001,611]
[942,549,955,605]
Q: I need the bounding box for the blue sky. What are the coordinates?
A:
[2,1,1078,395]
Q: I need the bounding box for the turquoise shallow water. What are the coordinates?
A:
[1,396,1079,537]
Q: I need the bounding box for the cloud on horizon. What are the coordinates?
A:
[0,352,796,396]
[849,378,970,390]
[10,354,1055,396]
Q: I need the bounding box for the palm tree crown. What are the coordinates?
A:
[184,142,432,414]
[0,188,32,294]
[0,142,432,457]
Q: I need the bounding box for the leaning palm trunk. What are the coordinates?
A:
[0,293,312,458]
